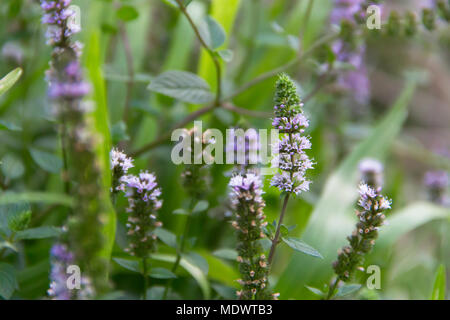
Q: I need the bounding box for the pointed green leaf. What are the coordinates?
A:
[0,263,18,299]
[149,267,177,279]
[192,200,209,214]
[113,258,141,273]
[1,154,24,180]
[336,284,362,298]
[200,16,226,50]
[0,68,22,97]
[431,264,446,300]
[154,228,177,248]
[0,192,73,207]
[117,5,139,22]
[0,120,21,132]
[282,237,323,259]
[148,71,214,104]
[29,148,63,174]
[15,226,62,240]
[305,285,325,298]
[212,248,238,261]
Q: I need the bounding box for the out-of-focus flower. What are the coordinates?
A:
[359,158,383,189]
[424,171,449,205]
[229,172,274,300]
[121,171,163,258]
[179,127,213,199]
[41,0,108,293]
[270,74,313,195]
[2,42,24,65]
[48,243,94,300]
[225,128,261,170]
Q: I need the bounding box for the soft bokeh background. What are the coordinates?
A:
[0,0,449,299]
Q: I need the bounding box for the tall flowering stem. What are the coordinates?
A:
[121,171,163,299]
[229,173,274,300]
[41,0,108,293]
[327,183,391,299]
[163,127,212,299]
[268,74,313,265]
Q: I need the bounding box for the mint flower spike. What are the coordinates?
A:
[330,183,391,297]
[270,74,314,196]
[229,172,276,300]
[121,171,163,258]
[110,148,134,196]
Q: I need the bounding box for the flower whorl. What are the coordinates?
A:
[332,183,391,281]
[110,148,134,196]
[229,173,273,300]
[121,171,163,257]
[270,74,313,195]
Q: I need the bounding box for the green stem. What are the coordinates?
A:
[174,0,222,105]
[326,278,339,300]
[142,258,149,300]
[268,193,290,265]
[162,200,195,299]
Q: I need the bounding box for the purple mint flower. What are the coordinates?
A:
[330,0,365,25]
[229,172,274,300]
[270,74,313,196]
[225,129,261,167]
[110,148,134,173]
[332,40,370,105]
[41,0,80,46]
[424,170,449,204]
[48,243,94,300]
[120,171,163,257]
[333,183,390,282]
[359,158,384,189]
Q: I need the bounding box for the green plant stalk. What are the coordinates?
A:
[326,278,339,300]
[174,0,222,106]
[143,258,149,300]
[268,193,290,265]
[162,199,195,299]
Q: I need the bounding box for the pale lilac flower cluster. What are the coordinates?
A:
[359,158,383,189]
[229,173,264,205]
[110,148,134,194]
[329,0,381,104]
[120,171,163,257]
[330,0,365,25]
[270,74,313,195]
[48,243,93,300]
[47,61,90,100]
[358,183,391,212]
[332,42,370,105]
[41,0,80,46]
[424,170,449,204]
[110,148,134,173]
